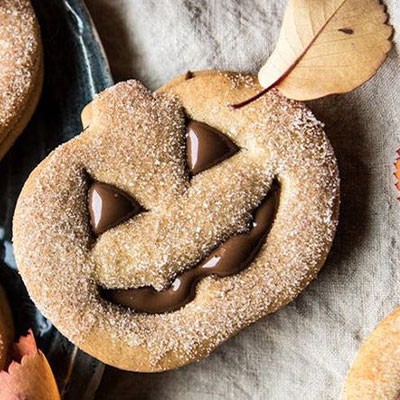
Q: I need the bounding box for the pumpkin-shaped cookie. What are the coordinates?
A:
[13,71,339,371]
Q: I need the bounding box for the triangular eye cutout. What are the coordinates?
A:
[186,121,239,175]
[88,182,143,236]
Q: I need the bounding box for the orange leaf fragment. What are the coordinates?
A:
[395,149,400,198]
[0,330,61,400]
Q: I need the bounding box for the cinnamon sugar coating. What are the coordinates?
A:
[13,71,339,371]
[0,0,43,159]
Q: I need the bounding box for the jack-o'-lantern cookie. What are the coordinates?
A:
[0,0,43,160]
[0,284,14,370]
[343,307,400,399]
[13,71,339,371]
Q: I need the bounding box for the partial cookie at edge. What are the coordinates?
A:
[0,0,43,160]
[343,307,400,400]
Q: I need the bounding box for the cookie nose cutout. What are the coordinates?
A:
[186,121,239,175]
[88,182,143,236]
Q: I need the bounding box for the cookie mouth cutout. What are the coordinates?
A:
[99,182,279,314]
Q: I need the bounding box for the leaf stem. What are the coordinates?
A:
[230,87,271,109]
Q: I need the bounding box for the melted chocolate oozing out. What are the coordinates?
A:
[186,121,239,175]
[88,182,143,236]
[101,182,280,314]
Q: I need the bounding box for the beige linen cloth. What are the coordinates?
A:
[84,1,400,399]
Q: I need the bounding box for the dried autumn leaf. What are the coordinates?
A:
[0,284,14,370]
[258,0,393,100]
[0,330,61,400]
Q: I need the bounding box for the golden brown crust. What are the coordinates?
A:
[0,284,14,370]
[0,0,43,160]
[13,71,339,371]
[343,307,400,399]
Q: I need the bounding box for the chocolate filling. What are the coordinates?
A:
[101,182,280,314]
[186,121,239,175]
[88,182,143,236]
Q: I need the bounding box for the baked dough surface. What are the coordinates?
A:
[13,71,339,371]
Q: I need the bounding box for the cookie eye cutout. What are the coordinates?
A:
[186,121,239,175]
[88,182,143,236]
[101,181,280,314]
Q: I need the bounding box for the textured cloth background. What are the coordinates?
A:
[84,1,400,399]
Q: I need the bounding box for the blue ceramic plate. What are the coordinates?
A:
[0,0,113,398]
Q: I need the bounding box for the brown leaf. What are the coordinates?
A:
[0,330,61,400]
[258,0,393,100]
